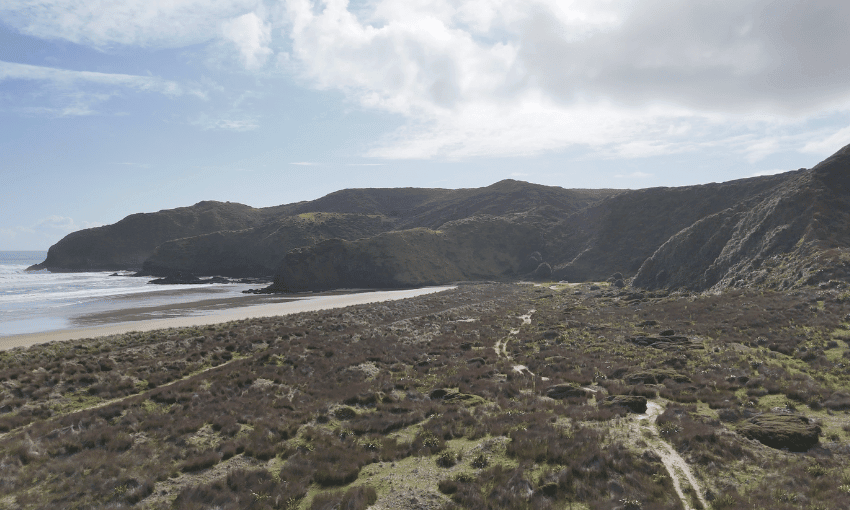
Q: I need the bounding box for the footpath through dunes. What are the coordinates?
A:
[632,401,709,510]
[5,282,850,509]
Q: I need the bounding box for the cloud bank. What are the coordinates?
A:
[283,0,850,159]
[2,0,849,159]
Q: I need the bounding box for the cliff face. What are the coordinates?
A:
[633,144,850,291]
[549,172,799,282]
[34,180,619,277]
[31,144,850,292]
[141,213,396,277]
[277,216,545,291]
[28,201,273,271]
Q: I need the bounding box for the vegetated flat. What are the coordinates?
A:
[2,282,850,509]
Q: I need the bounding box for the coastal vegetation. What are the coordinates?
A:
[3,281,850,509]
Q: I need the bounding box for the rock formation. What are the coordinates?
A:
[30,143,850,293]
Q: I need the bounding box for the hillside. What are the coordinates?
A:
[277,215,544,290]
[141,213,396,277]
[31,180,619,277]
[549,172,799,281]
[270,170,804,291]
[633,143,850,291]
[27,201,278,271]
[29,145,850,293]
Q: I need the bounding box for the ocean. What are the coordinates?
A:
[0,251,259,337]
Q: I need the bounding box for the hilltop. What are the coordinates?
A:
[29,144,850,293]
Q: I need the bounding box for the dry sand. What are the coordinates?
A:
[0,286,453,350]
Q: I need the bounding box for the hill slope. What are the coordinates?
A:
[30,145,850,293]
[634,143,850,291]
[277,215,544,290]
[32,180,619,277]
[28,201,275,271]
[141,213,396,277]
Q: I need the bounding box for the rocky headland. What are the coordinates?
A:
[30,144,850,293]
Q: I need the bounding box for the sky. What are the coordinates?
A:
[1,0,849,250]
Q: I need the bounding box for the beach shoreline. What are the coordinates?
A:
[0,286,454,350]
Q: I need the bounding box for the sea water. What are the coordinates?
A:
[0,251,253,336]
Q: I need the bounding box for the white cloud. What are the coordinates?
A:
[0,0,262,48]
[749,168,786,177]
[0,61,183,95]
[3,0,849,161]
[191,115,259,131]
[801,125,850,156]
[35,215,102,232]
[0,60,195,116]
[290,161,318,166]
[281,0,850,160]
[222,11,273,69]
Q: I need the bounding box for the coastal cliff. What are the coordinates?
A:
[27,201,277,271]
[30,144,850,292]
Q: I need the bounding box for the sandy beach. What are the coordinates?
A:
[0,286,453,350]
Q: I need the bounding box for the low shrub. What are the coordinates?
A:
[180,450,220,472]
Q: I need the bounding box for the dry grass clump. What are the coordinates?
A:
[173,468,307,510]
[309,485,377,510]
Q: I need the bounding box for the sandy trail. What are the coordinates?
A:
[495,310,538,377]
[635,401,709,510]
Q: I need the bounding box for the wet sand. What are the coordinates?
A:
[0,286,453,350]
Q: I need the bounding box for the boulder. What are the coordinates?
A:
[430,388,486,406]
[545,384,588,400]
[738,414,821,451]
[147,272,203,284]
[429,388,450,400]
[442,393,487,406]
[625,369,690,385]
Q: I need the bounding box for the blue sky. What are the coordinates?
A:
[1,0,849,250]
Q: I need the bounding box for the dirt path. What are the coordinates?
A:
[0,355,246,442]
[634,401,708,510]
[494,310,541,379]
[494,309,535,359]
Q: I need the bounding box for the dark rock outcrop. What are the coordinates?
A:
[604,395,647,413]
[625,370,691,385]
[738,414,821,451]
[545,384,588,399]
